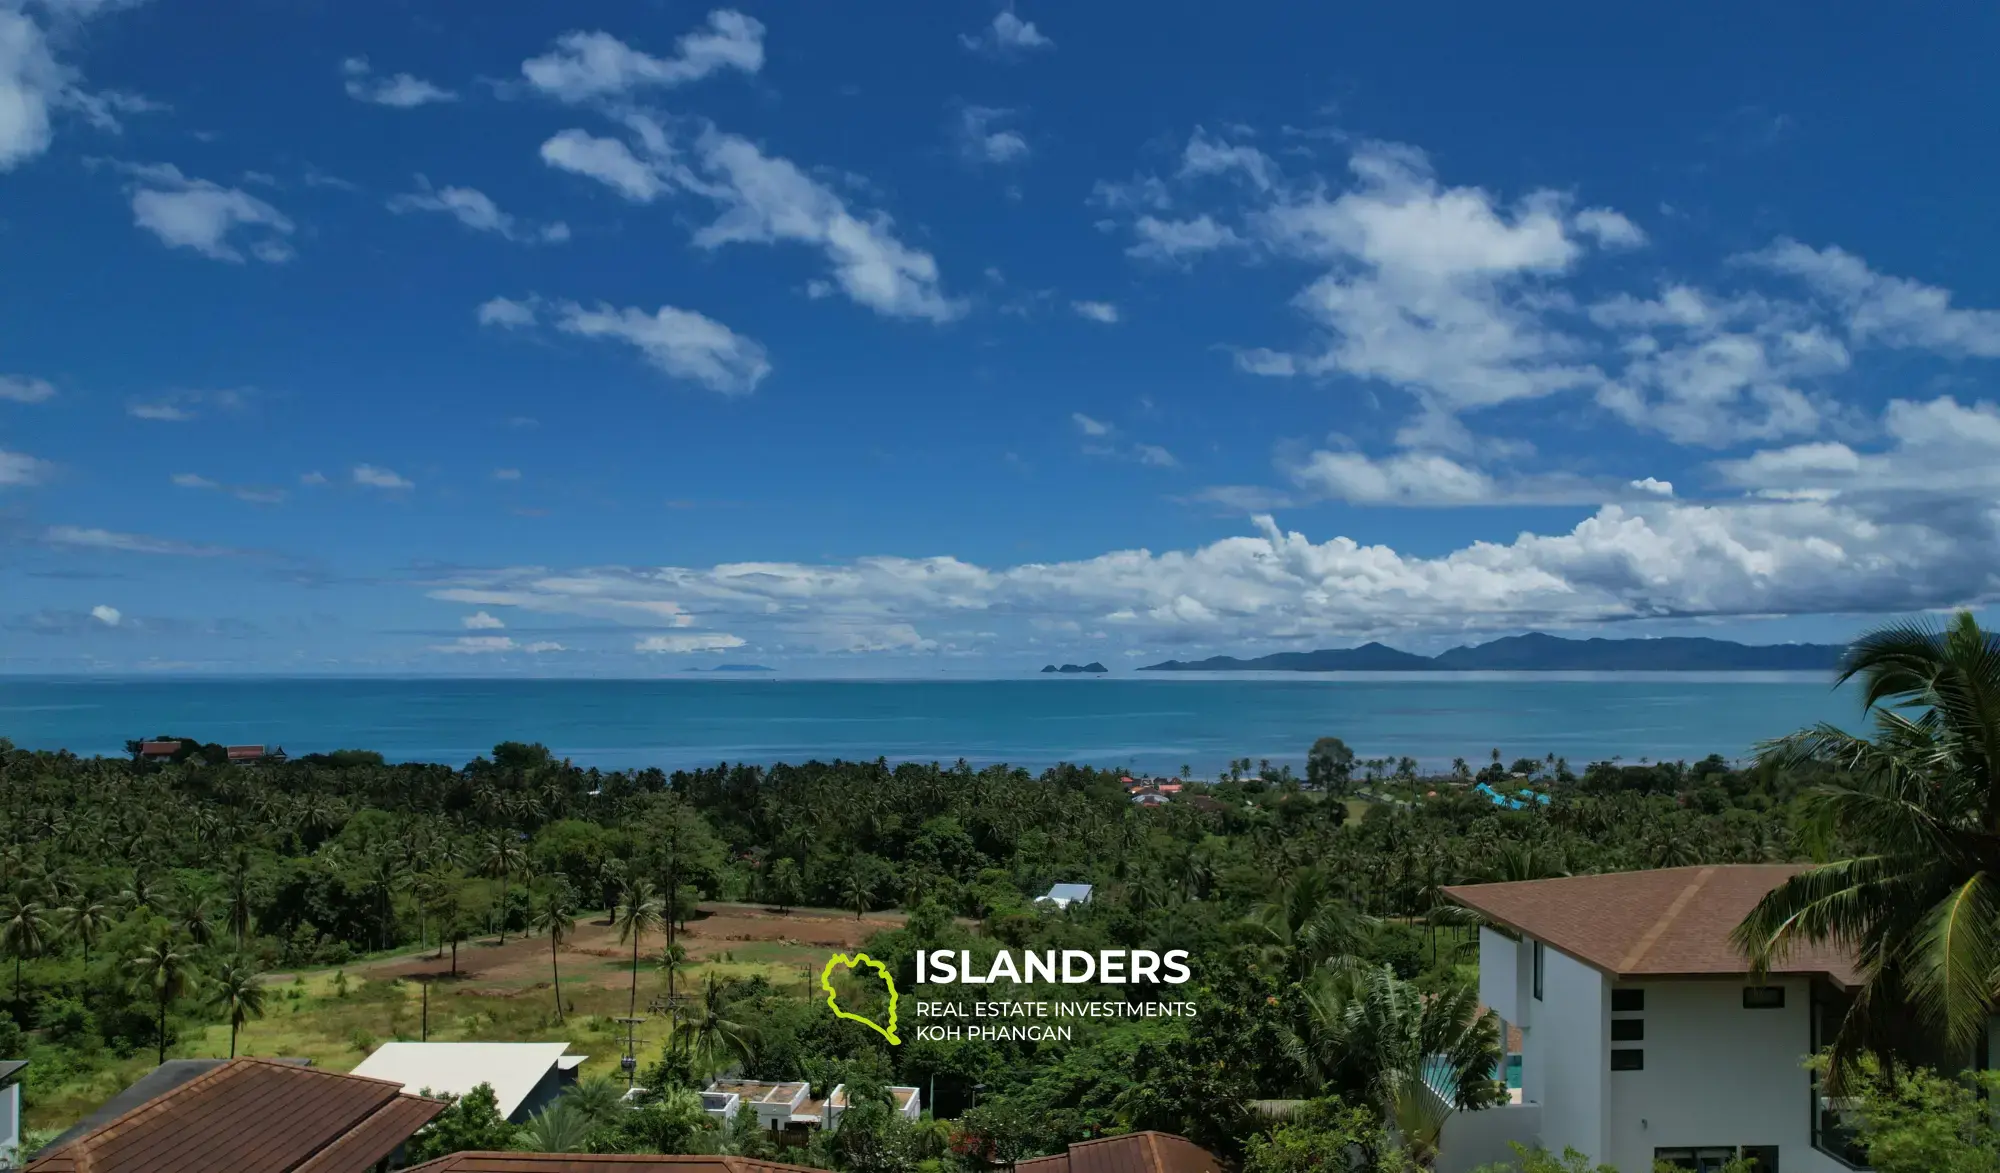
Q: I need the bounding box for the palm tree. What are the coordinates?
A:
[765,858,803,913]
[530,890,576,1023]
[514,1099,593,1153]
[1244,868,1372,983]
[129,932,198,1065]
[840,860,872,921]
[614,878,662,1020]
[1734,611,2000,1079]
[175,894,217,948]
[1284,965,1500,1168]
[60,896,112,965]
[209,958,266,1058]
[1,894,49,1002]
[223,864,257,950]
[565,1074,627,1130]
[480,831,527,944]
[670,974,757,1079]
[658,940,690,1012]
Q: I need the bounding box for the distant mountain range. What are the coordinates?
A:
[1138,632,1847,673]
[1041,662,1109,674]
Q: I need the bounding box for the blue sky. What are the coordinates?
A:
[4,0,1999,674]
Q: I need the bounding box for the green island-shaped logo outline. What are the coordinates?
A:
[820,951,901,1045]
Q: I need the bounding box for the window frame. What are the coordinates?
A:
[1532,941,1544,1000]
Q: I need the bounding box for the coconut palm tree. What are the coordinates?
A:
[530,890,576,1023]
[1244,868,1373,983]
[670,974,757,1079]
[1733,611,2000,1080]
[209,958,266,1058]
[614,878,662,1020]
[658,940,690,1012]
[1,894,49,1002]
[129,932,198,1065]
[480,831,527,944]
[223,864,257,951]
[60,896,112,965]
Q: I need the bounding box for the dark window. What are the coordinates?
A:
[1611,1048,1644,1071]
[1611,988,1645,1012]
[1743,986,1785,1009]
[1611,1018,1645,1041]
[1656,1149,1743,1173]
[1740,1146,1779,1173]
[1532,941,1544,1000]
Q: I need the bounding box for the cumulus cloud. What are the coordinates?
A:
[90,604,119,626]
[0,448,49,486]
[635,632,747,653]
[958,106,1028,165]
[1071,300,1119,324]
[121,163,295,263]
[388,178,567,243]
[432,636,515,654]
[1072,412,1111,436]
[1747,239,2000,358]
[341,57,456,107]
[1128,214,1242,262]
[960,10,1053,56]
[0,374,55,402]
[462,611,505,629]
[0,2,153,170]
[353,464,413,490]
[521,11,764,103]
[541,120,961,321]
[553,301,771,395]
[1180,127,1275,192]
[476,298,537,331]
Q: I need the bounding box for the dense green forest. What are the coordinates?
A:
[3,614,1997,1173]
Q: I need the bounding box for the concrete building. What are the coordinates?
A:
[1440,865,1894,1173]
[0,1061,23,1168]
[700,1080,919,1136]
[352,1042,587,1123]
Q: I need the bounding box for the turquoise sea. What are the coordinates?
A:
[0,674,1862,776]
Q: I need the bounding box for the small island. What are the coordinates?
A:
[1040,662,1109,674]
[682,664,777,673]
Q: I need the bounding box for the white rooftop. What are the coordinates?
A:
[1040,882,1094,907]
[351,1042,580,1120]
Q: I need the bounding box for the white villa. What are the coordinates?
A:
[1037,882,1094,910]
[1440,864,1942,1173]
[701,1079,921,1136]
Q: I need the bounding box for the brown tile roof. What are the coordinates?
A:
[227,745,266,759]
[1442,864,1862,987]
[27,1057,445,1173]
[1015,1132,1225,1173]
[403,1157,825,1172]
[138,741,183,756]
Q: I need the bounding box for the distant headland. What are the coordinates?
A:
[1138,632,1846,673]
[1040,662,1109,674]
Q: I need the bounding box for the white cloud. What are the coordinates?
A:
[636,632,746,653]
[1574,208,1646,249]
[1288,449,1497,505]
[1180,127,1275,191]
[1072,412,1111,436]
[462,611,506,629]
[523,641,566,654]
[958,106,1028,165]
[0,10,60,169]
[1715,396,2000,500]
[124,163,295,263]
[477,296,538,329]
[44,526,236,557]
[0,375,55,402]
[340,57,457,107]
[541,121,961,322]
[1071,300,1119,324]
[960,10,1053,56]
[353,464,413,490]
[690,129,963,321]
[1128,214,1242,262]
[90,604,119,626]
[0,448,48,486]
[387,178,567,244]
[492,468,522,481]
[1134,444,1178,468]
[300,471,328,486]
[521,11,764,103]
[432,636,516,654]
[539,129,670,202]
[1630,477,1675,497]
[554,302,771,395]
[1748,239,2000,358]
[169,472,214,488]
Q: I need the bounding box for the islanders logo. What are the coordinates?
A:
[820,952,901,1045]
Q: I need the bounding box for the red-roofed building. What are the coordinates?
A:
[1015,1131,1223,1173]
[137,740,184,760]
[227,744,269,763]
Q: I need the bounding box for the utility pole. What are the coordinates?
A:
[616,1015,646,1089]
[420,978,430,1041]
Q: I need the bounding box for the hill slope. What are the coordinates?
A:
[1139,633,1844,672]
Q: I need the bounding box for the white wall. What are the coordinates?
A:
[1605,978,1847,1173]
[0,1083,17,1166]
[1438,1103,1542,1173]
[1479,928,1521,1027]
[1528,945,1607,1161]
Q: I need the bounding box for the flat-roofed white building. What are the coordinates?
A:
[352,1042,587,1123]
[702,1080,920,1134]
